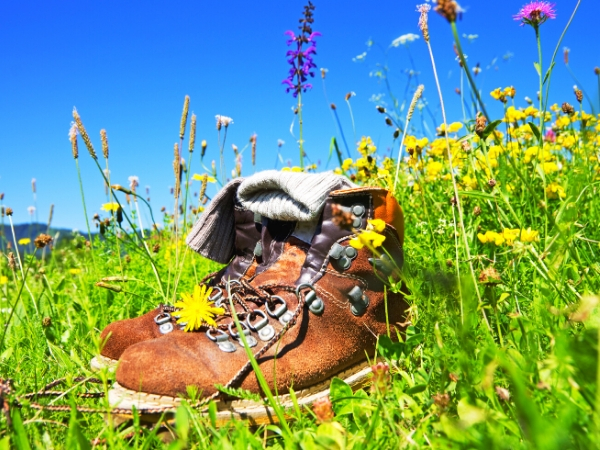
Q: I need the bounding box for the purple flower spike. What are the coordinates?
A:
[514,1,556,27]
[282,1,320,98]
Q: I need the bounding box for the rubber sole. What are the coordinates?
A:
[90,355,119,372]
[107,359,374,426]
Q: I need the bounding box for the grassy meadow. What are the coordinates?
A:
[2,1,600,448]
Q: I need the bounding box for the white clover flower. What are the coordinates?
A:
[391,33,420,47]
[353,52,367,62]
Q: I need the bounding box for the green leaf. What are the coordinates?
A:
[66,405,91,450]
[481,119,502,140]
[329,377,354,416]
[533,61,541,76]
[528,122,541,141]
[459,190,497,201]
[406,384,427,395]
[10,409,30,450]
[214,384,262,403]
[377,335,405,360]
[543,61,556,86]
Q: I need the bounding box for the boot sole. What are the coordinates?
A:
[107,359,373,426]
[90,355,119,372]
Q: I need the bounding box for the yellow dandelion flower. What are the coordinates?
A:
[174,284,225,331]
[0,275,8,285]
[18,238,31,246]
[69,268,81,275]
[192,174,217,183]
[101,202,120,212]
[524,105,539,117]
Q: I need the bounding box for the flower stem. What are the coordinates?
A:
[450,22,490,122]
[298,92,304,169]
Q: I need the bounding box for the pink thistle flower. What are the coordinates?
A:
[514,1,556,27]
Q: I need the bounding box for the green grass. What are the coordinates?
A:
[2,2,600,446]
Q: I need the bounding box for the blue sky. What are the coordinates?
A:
[1,0,598,231]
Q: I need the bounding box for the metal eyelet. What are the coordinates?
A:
[348,286,370,316]
[265,296,288,319]
[209,286,223,302]
[159,322,174,334]
[368,253,394,276]
[206,328,236,352]
[296,283,325,315]
[248,309,275,341]
[228,321,257,348]
[247,309,268,331]
[154,313,172,325]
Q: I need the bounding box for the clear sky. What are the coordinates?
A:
[1,0,598,231]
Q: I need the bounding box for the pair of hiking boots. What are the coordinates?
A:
[95,170,409,423]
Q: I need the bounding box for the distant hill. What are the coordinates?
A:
[0,222,88,250]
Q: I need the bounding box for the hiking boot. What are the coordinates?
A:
[108,172,408,425]
[91,178,263,371]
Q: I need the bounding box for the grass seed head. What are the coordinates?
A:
[189,114,197,152]
[417,4,431,42]
[475,113,487,136]
[69,122,79,159]
[5,207,12,216]
[72,108,97,159]
[250,133,257,166]
[8,252,16,271]
[100,129,109,159]
[180,95,190,140]
[574,88,583,103]
[201,139,207,158]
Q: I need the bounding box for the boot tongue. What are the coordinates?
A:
[186,178,243,264]
[237,170,353,222]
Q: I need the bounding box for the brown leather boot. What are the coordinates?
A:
[91,179,263,370]
[108,183,408,424]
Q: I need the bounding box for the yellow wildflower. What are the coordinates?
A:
[461,174,478,190]
[349,230,386,250]
[490,88,504,101]
[349,218,387,249]
[502,228,520,246]
[357,136,377,156]
[520,228,539,243]
[192,174,217,183]
[556,116,570,128]
[505,106,525,123]
[439,122,463,134]
[503,86,516,98]
[426,161,444,180]
[101,202,120,212]
[524,106,539,117]
[0,275,8,285]
[341,158,354,172]
[282,166,303,173]
[546,182,566,199]
[174,284,225,331]
[69,268,81,275]
[542,161,559,174]
[550,103,561,113]
[477,231,505,246]
[367,219,386,233]
[18,238,31,246]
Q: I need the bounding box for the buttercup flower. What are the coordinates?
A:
[0,276,8,285]
[174,284,225,331]
[514,1,556,27]
[18,238,31,246]
[192,174,217,183]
